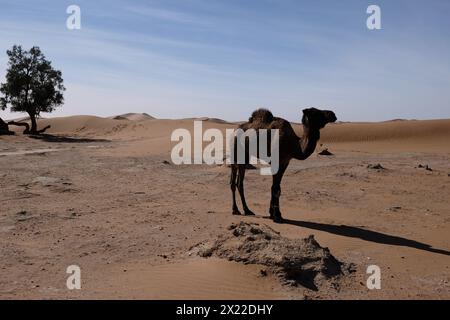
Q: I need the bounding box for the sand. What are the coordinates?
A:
[0,115,449,299]
[108,113,155,121]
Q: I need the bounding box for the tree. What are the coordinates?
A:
[0,45,65,134]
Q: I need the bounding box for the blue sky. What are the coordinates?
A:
[0,0,449,121]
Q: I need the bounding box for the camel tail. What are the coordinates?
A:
[248,108,273,123]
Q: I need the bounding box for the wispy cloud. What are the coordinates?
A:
[125,5,205,24]
[1,0,450,121]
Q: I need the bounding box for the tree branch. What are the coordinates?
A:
[7,121,30,134]
[7,121,51,134]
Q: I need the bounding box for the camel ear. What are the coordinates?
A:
[302,109,310,125]
[302,108,312,116]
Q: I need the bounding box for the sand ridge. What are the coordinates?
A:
[7,115,449,150]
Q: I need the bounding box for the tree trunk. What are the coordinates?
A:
[29,113,38,134]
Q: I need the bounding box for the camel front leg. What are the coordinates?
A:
[237,165,255,216]
[230,165,241,215]
[269,163,288,223]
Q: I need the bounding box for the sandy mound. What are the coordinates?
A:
[110,113,155,121]
[318,149,333,156]
[288,119,450,152]
[319,119,450,143]
[194,222,345,290]
[28,115,129,134]
[367,163,386,170]
[317,144,334,156]
[184,117,231,124]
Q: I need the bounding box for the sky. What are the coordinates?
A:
[0,0,449,122]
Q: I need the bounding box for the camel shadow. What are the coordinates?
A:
[283,219,450,256]
[29,134,110,143]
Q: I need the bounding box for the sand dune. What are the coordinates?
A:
[320,119,450,143]
[21,115,129,135]
[9,115,449,153]
[11,116,31,122]
[109,113,155,121]
[190,117,232,124]
[318,119,450,152]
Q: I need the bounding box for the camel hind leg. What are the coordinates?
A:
[237,165,255,216]
[230,165,241,215]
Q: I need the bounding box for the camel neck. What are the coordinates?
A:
[294,126,320,160]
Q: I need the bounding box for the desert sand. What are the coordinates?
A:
[0,114,449,299]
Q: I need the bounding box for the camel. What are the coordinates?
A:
[230,107,337,223]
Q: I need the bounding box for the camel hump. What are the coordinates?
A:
[249,109,274,123]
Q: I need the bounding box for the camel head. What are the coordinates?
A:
[302,107,337,129]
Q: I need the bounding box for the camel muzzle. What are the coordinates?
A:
[325,111,337,123]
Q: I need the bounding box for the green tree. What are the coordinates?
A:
[0,45,65,134]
